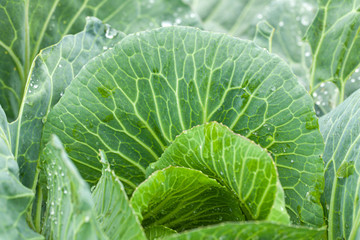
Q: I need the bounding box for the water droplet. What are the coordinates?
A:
[351,78,355,83]
[312,92,318,97]
[279,21,284,27]
[320,83,325,88]
[161,21,172,27]
[291,160,294,163]
[63,189,68,194]
[175,18,182,25]
[84,216,90,222]
[257,14,263,19]
[305,52,311,57]
[59,64,62,68]
[301,16,309,26]
[105,26,117,39]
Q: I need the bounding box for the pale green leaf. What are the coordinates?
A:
[319,88,360,240]
[186,0,317,88]
[0,0,201,121]
[130,166,245,232]
[306,0,360,102]
[41,135,106,239]
[265,181,290,224]
[43,26,324,226]
[145,226,177,240]
[0,106,43,239]
[92,151,146,240]
[162,222,326,240]
[147,122,289,223]
[253,20,274,52]
[10,16,125,189]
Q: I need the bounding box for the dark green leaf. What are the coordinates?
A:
[92,151,146,240]
[162,222,326,240]
[130,166,244,232]
[0,106,43,239]
[319,88,360,240]
[147,122,288,222]
[43,26,324,226]
[41,135,106,239]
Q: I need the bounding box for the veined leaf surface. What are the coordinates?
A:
[319,88,360,240]
[306,0,360,101]
[130,167,245,231]
[185,0,317,89]
[92,151,146,240]
[0,0,201,121]
[162,222,326,240]
[148,122,289,223]
[43,26,324,226]
[11,17,125,189]
[41,135,106,240]
[145,226,177,240]
[0,106,43,239]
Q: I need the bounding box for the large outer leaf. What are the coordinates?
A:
[130,167,244,232]
[92,151,146,240]
[306,0,360,101]
[319,88,360,240]
[0,0,201,121]
[162,222,326,240]
[0,106,43,239]
[43,26,324,226]
[185,0,317,89]
[41,135,106,240]
[147,122,289,223]
[11,17,125,189]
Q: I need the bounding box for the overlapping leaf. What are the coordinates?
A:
[162,222,326,240]
[43,26,324,226]
[92,151,146,240]
[306,0,360,101]
[185,0,317,88]
[0,0,201,121]
[147,122,289,223]
[130,167,244,232]
[41,135,106,239]
[0,106,43,239]
[145,226,177,240]
[319,88,360,240]
[11,17,125,189]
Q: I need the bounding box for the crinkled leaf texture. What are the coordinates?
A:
[92,151,146,240]
[320,88,360,240]
[43,26,324,227]
[0,106,43,239]
[162,222,326,240]
[131,166,245,232]
[0,0,200,121]
[11,16,125,189]
[41,135,106,239]
[148,122,289,223]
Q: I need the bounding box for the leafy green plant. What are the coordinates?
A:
[0,0,360,239]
